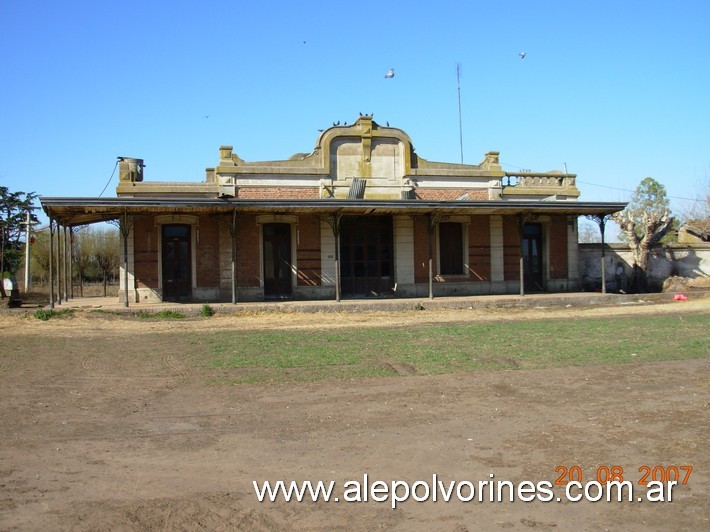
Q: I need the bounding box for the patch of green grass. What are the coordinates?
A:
[185,311,709,384]
[136,310,186,319]
[90,309,123,316]
[33,308,74,321]
[201,304,215,317]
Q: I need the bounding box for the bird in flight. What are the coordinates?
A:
[384,68,395,78]
[519,52,526,59]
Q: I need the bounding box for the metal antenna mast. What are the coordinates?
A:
[457,63,464,164]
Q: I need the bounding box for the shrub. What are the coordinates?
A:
[34,308,74,321]
[34,309,53,321]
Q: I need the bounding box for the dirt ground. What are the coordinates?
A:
[0,300,708,530]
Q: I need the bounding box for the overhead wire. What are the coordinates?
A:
[500,161,698,203]
[98,160,119,198]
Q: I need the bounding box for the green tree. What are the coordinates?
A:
[612,177,674,292]
[0,186,38,297]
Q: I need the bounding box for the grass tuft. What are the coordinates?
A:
[136,310,185,319]
[34,308,74,321]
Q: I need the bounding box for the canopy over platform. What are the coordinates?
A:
[41,196,626,227]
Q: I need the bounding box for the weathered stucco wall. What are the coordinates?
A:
[579,243,710,291]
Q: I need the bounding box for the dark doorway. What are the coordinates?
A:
[522,223,544,292]
[263,223,292,299]
[439,222,464,275]
[340,216,394,297]
[162,224,192,301]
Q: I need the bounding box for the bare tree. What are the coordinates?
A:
[680,176,709,223]
[30,225,120,296]
[613,177,674,292]
[91,228,119,296]
[578,219,602,243]
[72,226,93,297]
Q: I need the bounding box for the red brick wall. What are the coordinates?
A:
[236,215,260,287]
[133,216,158,289]
[413,215,493,284]
[237,187,320,199]
[548,215,568,279]
[416,188,488,200]
[196,215,220,287]
[468,215,490,281]
[296,215,321,286]
[503,216,521,281]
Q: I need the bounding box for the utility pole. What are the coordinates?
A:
[457,63,464,164]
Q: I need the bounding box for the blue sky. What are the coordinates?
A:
[1,0,708,230]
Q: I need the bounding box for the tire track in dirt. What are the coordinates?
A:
[80,355,110,377]
[162,353,190,382]
[0,352,19,373]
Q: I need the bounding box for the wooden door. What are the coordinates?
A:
[340,216,394,297]
[263,223,292,298]
[522,223,544,292]
[162,224,192,301]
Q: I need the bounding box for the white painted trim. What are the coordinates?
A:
[393,216,414,285]
[320,220,336,286]
[490,215,504,283]
[119,225,137,301]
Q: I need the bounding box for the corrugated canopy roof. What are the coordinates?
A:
[40,197,626,227]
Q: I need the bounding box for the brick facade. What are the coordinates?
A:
[236,215,261,287]
[503,216,521,281]
[468,216,491,281]
[134,216,159,289]
[413,216,432,284]
[410,215,492,284]
[296,215,321,286]
[128,212,573,300]
[237,187,320,199]
[196,214,220,287]
[548,215,568,280]
[415,188,488,201]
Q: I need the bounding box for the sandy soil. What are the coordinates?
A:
[0,300,708,530]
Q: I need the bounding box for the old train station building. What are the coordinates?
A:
[41,115,624,305]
